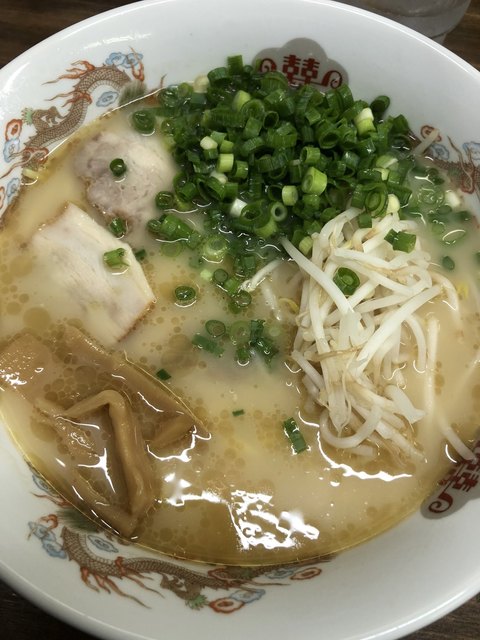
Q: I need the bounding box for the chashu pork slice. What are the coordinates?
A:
[74,128,177,231]
[31,202,155,345]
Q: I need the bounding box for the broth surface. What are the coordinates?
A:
[0,106,479,565]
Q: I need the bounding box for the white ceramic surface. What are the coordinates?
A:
[0,1,479,639]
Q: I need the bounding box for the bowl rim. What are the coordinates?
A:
[0,2,479,640]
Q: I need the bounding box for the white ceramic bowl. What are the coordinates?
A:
[0,1,479,639]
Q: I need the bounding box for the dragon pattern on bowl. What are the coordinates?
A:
[1,36,479,618]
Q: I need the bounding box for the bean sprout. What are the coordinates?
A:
[285,208,469,461]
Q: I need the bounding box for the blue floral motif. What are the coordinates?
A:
[124,52,143,67]
[264,566,297,579]
[42,539,67,559]
[105,51,144,70]
[28,522,56,541]
[3,138,20,163]
[96,91,119,107]
[6,177,20,202]
[430,143,450,162]
[463,141,480,164]
[230,588,265,603]
[28,521,67,559]
[105,52,126,67]
[87,534,118,553]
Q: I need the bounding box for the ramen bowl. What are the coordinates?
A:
[0,0,479,638]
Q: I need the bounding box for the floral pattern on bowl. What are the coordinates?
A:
[2,37,480,603]
[0,5,480,635]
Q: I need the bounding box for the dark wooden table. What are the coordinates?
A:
[1,1,480,638]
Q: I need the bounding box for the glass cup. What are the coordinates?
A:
[340,1,471,42]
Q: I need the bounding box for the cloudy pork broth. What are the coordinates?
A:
[0,74,478,565]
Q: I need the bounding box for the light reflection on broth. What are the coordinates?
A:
[0,102,478,566]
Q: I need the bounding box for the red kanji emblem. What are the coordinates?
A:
[282,55,301,83]
[427,439,480,514]
[300,57,319,84]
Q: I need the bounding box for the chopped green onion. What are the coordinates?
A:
[160,240,184,257]
[150,57,459,333]
[302,193,320,211]
[156,368,171,381]
[200,268,213,281]
[288,159,303,183]
[249,319,265,342]
[243,116,263,140]
[155,191,175,210]
[230,290,252,312]
[229,320,250,346]
[386,194,401,215]
[283,417,307,454]
[208,66,230,85]
[220,138,235,153]
[232,409,245,417]
[148,214,195,241]
[370,95,390,116]
[354,107,375,136]
[202,146,218,161]
[300,146,322,165]
[231,160,249,180]
[205,176,226,201]
[385,230,417,253]
[232,89,251,111]
[241,98,266,121]
[301,166,327,195]
[212,268,229,286]
[441,255,455,271]
[134,248,147,261]
[201,234,229,262]
[454,210,472,222]
[216,153,235,173]
[176,180,197,202]
[103,248,128,269]
[239,136,264,157]
[234,254,257,278]
[333,267,360,296]
[376,153,397,169]
[391,114,409,134]
[227,54,244,74]
[224,181,239,200]
[205,319,226,338]
[253,335,278,364]
[235,345,252,365]
[298,235,313,256]
[174,285,197,304]
[109,158,127,177]
[254,217,277,239]
[200,135,218,151]
[357,211,372,228]
[132,109,156,134]
[269,201,288,222]
[192,333,224,357]
[222,275,241,296]
[364,184,388,217]
[282,185,298,206]
[108,217,127,237]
